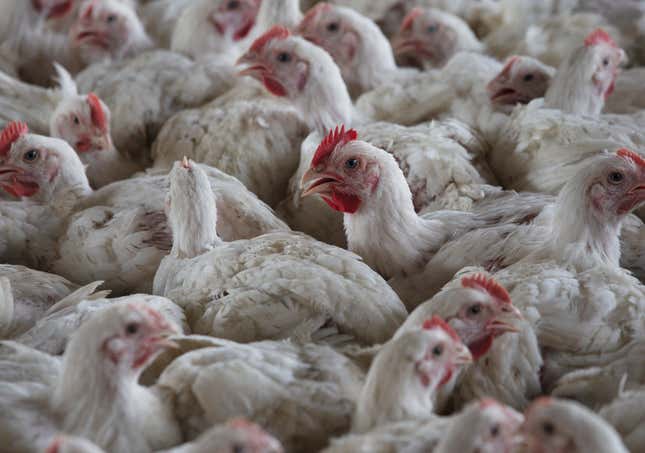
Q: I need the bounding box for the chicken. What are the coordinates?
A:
[353,317,472,432]
[300,127,549,307]
[153,159,406,344]
[396,273,539,411]
[391,7,484,70]
[0,122,288,295]
[522,397,629,453]
[0,265,79,338]
[485,150,645,388]
[170,0,262,59]
[16,288,186,355]
[139,0,195,48]
[0,65,141,187]
[155,335,365,452]
[151,2,309,207]
[0,302,182,453]
[297,2,418,97]
[69,0,152,66]
[486,55,556,109]
[324,398,523,453]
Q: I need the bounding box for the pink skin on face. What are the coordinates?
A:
[584,29,625,100]
[487,56,553,106]
[53,93,112,155]
[102,305,178,370]
[237,26,311,98]
[391,7,458,68]
[416,317,473,388]
[300,126,371,213]
[210,0,261,41]
[589,148,645,218]
[69,1,132,57]
[0,122,41,197]
[297,3,360,68]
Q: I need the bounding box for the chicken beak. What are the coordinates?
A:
[0,164,21,182]
[454,344,473,366]
[300,168,342,197]
[488,305,523,335]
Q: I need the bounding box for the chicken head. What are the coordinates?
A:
[391,7,460,68]
[487,56,556,107]
[210,0,261,42]
[69,0,150,64]
[0,122,88,201]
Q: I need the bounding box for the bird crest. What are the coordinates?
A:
[312,125,358,166]
[422,316,460,342]
[461,273,511,304]
[87,92,107,133]
[617,148,645,169]
[250,26,290,54]
[584,28,616,48]
[0,121,28,156]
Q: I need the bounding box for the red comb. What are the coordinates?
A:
[0,121,28,156]
[617,148,645,168]
[499,56,520,78]
[462,273,511,304]
[299,3,331,30]
[250,25,290,53]
[311,125,357,167]
[584,28,616,48]
[400,7,423,32]
[422,316,460,342]
[87,92,107,133]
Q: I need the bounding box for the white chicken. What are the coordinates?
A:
[391,7,484,70]
[0,122,288,294]
[0,302,182,453]
[296,2,419,97]
[522,397,629,453]
[154,159,406,344]
[352,316,472,432]
[599,387,645,453]
[486,150,645,388]
[155,335,365,452]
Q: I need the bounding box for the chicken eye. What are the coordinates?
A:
[106,14,117,23]
[326,22,340,32]
[427,24,438,33]
[468,304,482,315]
[602,58,609,66]
[490,423,500,437]
[523,73,534,82]
[232,444,245,453]
[432,344,443,356]
[227,0,240,10]
[277,52,291,63]
[23,149,40,162]
[542,421,555,435]
[125,322,140,335]
[607,171,624,184]
[73,115,80,125]
[344,158,359,169]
